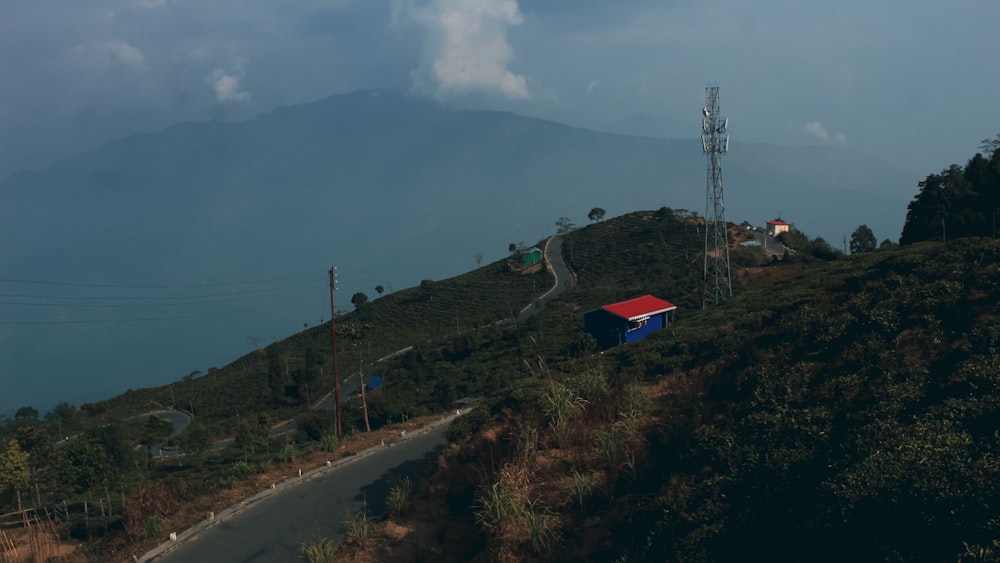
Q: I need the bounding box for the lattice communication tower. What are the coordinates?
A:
[701,86,733,308]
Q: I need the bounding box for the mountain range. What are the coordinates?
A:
[0,90,915,414]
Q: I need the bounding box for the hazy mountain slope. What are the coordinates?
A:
[0,90,912,413]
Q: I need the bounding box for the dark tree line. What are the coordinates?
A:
[900,135,1000,244]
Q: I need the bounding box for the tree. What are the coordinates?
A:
[901,164,976,244]
[508,243,518,254]
[810,237,840,261]
[179,422,212,458]
[59,432,118,492]
[234,417,270,461]
[351,291,369,309]
[375,285,384,296]
[980,134,1000,155]
[0,439,30,509]
[14,406,38,421]
[588,207,606,222]
[474,252,483,266]
[141,415,173,446]
[555,217,576,233]
[849,224,877,254]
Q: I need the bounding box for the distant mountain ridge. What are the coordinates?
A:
[0,89,913,413]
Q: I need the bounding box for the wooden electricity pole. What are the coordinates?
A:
[328,267,342,439]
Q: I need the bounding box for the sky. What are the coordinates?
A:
[2,0,999,183]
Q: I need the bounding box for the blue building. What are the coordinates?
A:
[584,294,677,347]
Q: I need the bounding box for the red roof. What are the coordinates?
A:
[601,295,677,320]
[767,220,789,225]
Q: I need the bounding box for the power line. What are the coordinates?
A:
[0,284,315,308]
[0,271,320,289]
[0,280,318,304]
[0,294,315,325]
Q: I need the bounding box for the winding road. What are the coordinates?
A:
[144,235,574,561]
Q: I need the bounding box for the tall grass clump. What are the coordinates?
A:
[523,499,558,554]
[541,382,588,445]
[343,507,373,545]
[566,470,593,512]
[386,476,411,517]
[298,538,337,563]
[474,482,519,535]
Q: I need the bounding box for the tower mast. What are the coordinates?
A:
[702,86,733,308]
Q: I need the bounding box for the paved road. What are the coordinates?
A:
[140,409,192,458]
[749,230,790,256]
[154,424,449,563]
[514,234,574,322]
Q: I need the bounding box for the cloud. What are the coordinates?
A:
[408,0,529,99]
[803,120,847,143]
[67,41,147,69]
[803,120,830,140]
[208,65,251,102]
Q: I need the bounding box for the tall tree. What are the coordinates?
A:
[900,165,974,244]
[351,291,369,309]
[850,224,877,254]
[588,207,606,222]
[900,137,1000,244]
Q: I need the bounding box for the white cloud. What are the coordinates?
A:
[803,120,847,143]
[208,65,251,102]
[803,120,830,140]
[408,0,529,99]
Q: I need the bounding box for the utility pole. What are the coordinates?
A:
[328,267,342,439]
[359,348,371,432]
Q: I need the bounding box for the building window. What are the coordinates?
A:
[627,318,647,331]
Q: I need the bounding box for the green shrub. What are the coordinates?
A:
[230,460,255,480]
[446,404,490,442]
[279,442,299,463]
[319,433,339,452]
[144,515,163,539]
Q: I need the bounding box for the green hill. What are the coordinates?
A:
[357,228,1000,562]
[3,207,998,562]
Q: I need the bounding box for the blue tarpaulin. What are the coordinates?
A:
[367,375,384,389]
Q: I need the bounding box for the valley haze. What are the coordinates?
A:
[1,90,913,415]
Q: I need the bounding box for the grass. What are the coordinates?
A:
[386,477,411,517]
[343,507,373,546]
[299,537,337,563]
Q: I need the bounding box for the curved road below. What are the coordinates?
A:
[150,423,449,563]
[515,234,574,322]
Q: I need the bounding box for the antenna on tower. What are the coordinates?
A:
[701,86,733,308]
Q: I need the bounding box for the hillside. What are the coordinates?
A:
[338,232,1000,562]
[3,207,998,561]
[0,89,913,415]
